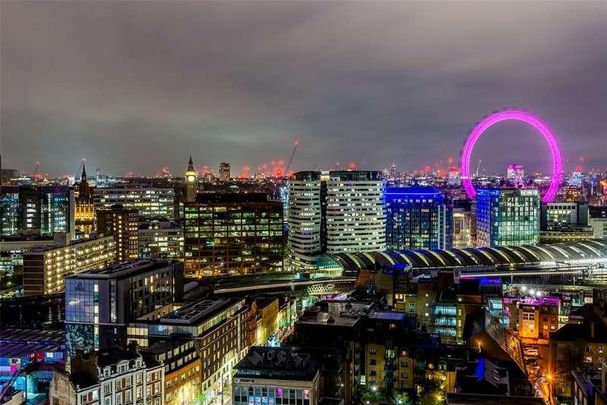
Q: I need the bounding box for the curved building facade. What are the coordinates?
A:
[332,240,607,273]
[287,172,323,269]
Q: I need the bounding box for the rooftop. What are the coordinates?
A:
[0,329,64,358]
[235,346,319,381]
[332,240,607,273]
[159,297,240,325]
[192,192,275,204]
[66,259,177,280]
[446,393,544,405]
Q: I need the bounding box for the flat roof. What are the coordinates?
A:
[368,311,407,321]
[159,298,240,325]
[446,393,544,405]
[66,259,176,280]
[235,346,319,381]
[0,329,64,358]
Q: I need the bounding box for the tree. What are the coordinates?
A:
[417,378,445,405]
[393,390,411,404]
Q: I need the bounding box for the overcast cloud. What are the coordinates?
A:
[1,1,606,176]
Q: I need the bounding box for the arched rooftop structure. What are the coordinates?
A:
[331,240,607,273]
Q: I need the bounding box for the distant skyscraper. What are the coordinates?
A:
[388,162,400,180]
[219,162,231,182]
[385,186,452,250]
[447,168,461,187]
[0,185,74,239]
[97,204,139,261]
[476,188,540,247]
[506,163,525,188]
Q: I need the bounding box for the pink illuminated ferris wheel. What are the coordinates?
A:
[460,110,563,203]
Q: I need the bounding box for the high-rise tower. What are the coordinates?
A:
[219,162,230,182]
[185,156,198,203]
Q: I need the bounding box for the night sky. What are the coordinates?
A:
[2,1,606,177]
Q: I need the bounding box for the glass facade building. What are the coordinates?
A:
[385,186,451,250]
[183,193,284,277]
[476,188,540,247]
[64,260,183,360]
[0,185,74,238]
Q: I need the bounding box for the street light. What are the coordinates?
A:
[546,372,555,405]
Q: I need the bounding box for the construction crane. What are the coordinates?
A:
[284,140,299,175]
[474,159,482,177]
[33,161,41,179]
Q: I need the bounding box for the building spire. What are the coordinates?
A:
[187,156,195,172]
[81,161,87,182]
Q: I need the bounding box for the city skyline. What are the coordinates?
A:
[2,1,607,176]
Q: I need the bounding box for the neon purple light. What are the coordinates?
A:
[460,110,562,203]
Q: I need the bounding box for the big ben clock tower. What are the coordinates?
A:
[185,156,198,202]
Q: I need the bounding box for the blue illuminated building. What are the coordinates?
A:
[0,185,74,238]
[385,186,452,250]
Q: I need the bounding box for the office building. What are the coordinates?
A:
[541,201,589,231]
[93,186,175,220]
[64,260,183,359]
[385,186,451,250]
[74,164,96,239]
[503,296,559,340]
[0,234,66,285]
[571,368,607,405]
[233,347,321,405]
[49,345,164,405]
[219,162,231,182]
[138,220,183,259]
[476,188,540,247]
[22,235,116,296]
[325,171,385,254]
[287,171,323,270]
[549,303,607,400]
[589,206,607,239]
[97,204,139,261]
[452,200,472,249]
[129,298,254,405]
[0,168,19,184]
[139,338,201,405]
[0,185,75,239]
[286,170,385,268]
[183,193,284,277]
